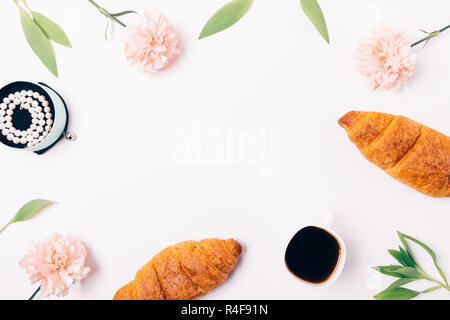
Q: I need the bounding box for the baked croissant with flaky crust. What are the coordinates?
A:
[113,238,241,300]
[339,111,450,197]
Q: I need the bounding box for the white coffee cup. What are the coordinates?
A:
[285,213,347,288]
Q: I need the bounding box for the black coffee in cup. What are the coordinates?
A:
[285,226,341,284]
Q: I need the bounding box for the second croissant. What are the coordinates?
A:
[339,111,450,197]
[113,238,241,300]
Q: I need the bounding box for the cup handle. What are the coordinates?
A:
[323,212,335,228]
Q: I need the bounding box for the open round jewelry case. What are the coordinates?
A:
[0,81,70,155]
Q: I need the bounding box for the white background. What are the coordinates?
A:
[0,0,449,300]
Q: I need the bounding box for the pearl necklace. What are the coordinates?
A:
[0,90,53,148]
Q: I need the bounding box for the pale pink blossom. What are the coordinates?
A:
[20,233,90,298]
[124,10,180,73]
[354,25,417,91]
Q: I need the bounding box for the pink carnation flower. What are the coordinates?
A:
[354,25,417,91]
[124,10,180,73]
[20,233,90,298]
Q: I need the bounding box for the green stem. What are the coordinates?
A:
[12,0,28,9]
[411,24,450,47]
[29,286,40,300]
[21,0,30,9]
[87,0,127,27]
[413,264,448,290]
[0,222,11,234]
[421,272,450,291]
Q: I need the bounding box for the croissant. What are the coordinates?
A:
[113,238,241,300]
[339,111,450,197]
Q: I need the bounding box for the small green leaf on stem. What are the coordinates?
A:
[0,199,55,234]
[31,11,72,48]
[395,267,423,279]
[397,231,413,257]
[199,0,253,39]
[299,0,330,43]
[87,0,127,28]
[422,286,442,294]
[388,249,406,266]
[372,265,408,278]
[411,24,450,48]
[18,7,58,77]
[374,287,420,300]
[398,231,448,288]
[386,278,418,291]
[104,17,111,41]
[399,246,416,267]
[110,10,137,17]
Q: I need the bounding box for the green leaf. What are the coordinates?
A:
[422,286,442,294]
[386,278,418,291]
[111,10,137,17]
[399,246,416,268]
[374,287,420,300]
[31,11,72,48]
[372,265,407,278]
[18,7,58,77]
[0,199,55,234]
[388,249,406,266]
[397,231,413,255]
[395,267,423,279]
[199,0,253,39]
[390,247,416,268]
[10,199,55,223]
[406,250,417,267]
[104,17,111,41]
[398,231,449,288]
[299,0,329,43]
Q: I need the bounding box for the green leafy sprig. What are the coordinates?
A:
[13,0,71,77]
[372,231,450,300]
[199,0,329,43]
[0,199,55,234]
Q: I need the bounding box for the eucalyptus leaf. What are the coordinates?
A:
[0,199,55,234]
[19,7,58,77]
[31,11,72,48]
[374,287,420,300]
[299,0,329,43]
[199,0,253,39]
